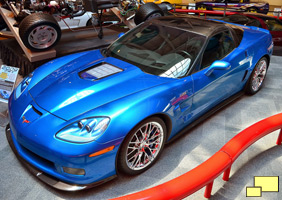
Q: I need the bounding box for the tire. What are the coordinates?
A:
[134,3,164,25]
[158,2,173,11]
[117,117,167,175]
[245,57,268,95]
[87,15,99,26]
[19,13,61,52]
[86,18,94,26]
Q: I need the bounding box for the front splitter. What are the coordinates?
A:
[5,124,117,191]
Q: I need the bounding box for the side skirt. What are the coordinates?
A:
[168,91,244,143]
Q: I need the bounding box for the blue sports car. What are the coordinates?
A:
[7,16,273,191]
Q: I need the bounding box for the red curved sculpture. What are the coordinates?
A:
[111,113,282,200]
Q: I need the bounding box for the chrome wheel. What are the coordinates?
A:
[28,25,58,50]
[251,59,267,92]
[126,121,164,171]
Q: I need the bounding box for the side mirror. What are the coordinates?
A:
[204,61,231,76]
[118,32,125,38]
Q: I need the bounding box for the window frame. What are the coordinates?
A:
[195,27,237,73]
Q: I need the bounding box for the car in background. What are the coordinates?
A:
[196,0,269,14]
[55,11,94,30]
[222,13,282,46]
[0,1,94,31]
[7,15,273,190]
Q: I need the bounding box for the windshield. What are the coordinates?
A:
[106,23,206,78]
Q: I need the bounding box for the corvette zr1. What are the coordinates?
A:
[6,16,273,191]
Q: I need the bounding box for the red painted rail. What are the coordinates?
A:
[173,9,282,20]
[111,113,282,200]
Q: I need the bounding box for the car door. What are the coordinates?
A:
[60,17,76,29]
[190,29,246,119]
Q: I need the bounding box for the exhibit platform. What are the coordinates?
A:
[0,55,281,199]
[0,27,124,76]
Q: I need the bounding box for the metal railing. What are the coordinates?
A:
[111,113,282,200]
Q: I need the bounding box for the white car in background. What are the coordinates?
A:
[56,11,94,30]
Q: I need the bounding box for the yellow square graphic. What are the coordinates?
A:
[246,187,262,197]
[254,176,279,192]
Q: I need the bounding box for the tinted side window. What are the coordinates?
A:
[264,19,282,31]
[201,31,235,69]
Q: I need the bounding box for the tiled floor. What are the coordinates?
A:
[0,56,281,200]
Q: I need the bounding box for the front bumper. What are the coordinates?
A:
[6,124,117,191]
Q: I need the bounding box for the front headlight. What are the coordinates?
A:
[56,117,110,143]
[15,72,33,99]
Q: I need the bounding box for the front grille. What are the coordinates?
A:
[19,143,55,169]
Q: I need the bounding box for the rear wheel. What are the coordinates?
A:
[118,117,166,175]
[87,17,98,26]
[19,13,61,52]
[134,3,164,25]
[245,57,268,95]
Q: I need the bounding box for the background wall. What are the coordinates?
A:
[267,0,282,6]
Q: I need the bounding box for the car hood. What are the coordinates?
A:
[29,50,172,120]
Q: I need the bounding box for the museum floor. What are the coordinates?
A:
[0,55,282,200]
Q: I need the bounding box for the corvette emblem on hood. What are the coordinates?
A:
[22,116,30,124]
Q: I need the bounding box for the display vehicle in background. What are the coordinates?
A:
[196,0,269,14]
[0,0,96,51]
[222,13,282,46]
[0,2,94,30]
[7,15,273,190]
[0,0,170,51]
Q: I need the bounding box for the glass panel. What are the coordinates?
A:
[107,23,206,78]
[264,19,282,31]
[201,31,235,69]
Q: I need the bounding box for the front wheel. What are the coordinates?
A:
[245,57,268,95]
[19,13,61,52]
[117,117,167,175]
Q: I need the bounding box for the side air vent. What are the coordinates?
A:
[79,62,123,81]
[242,70,248,82]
